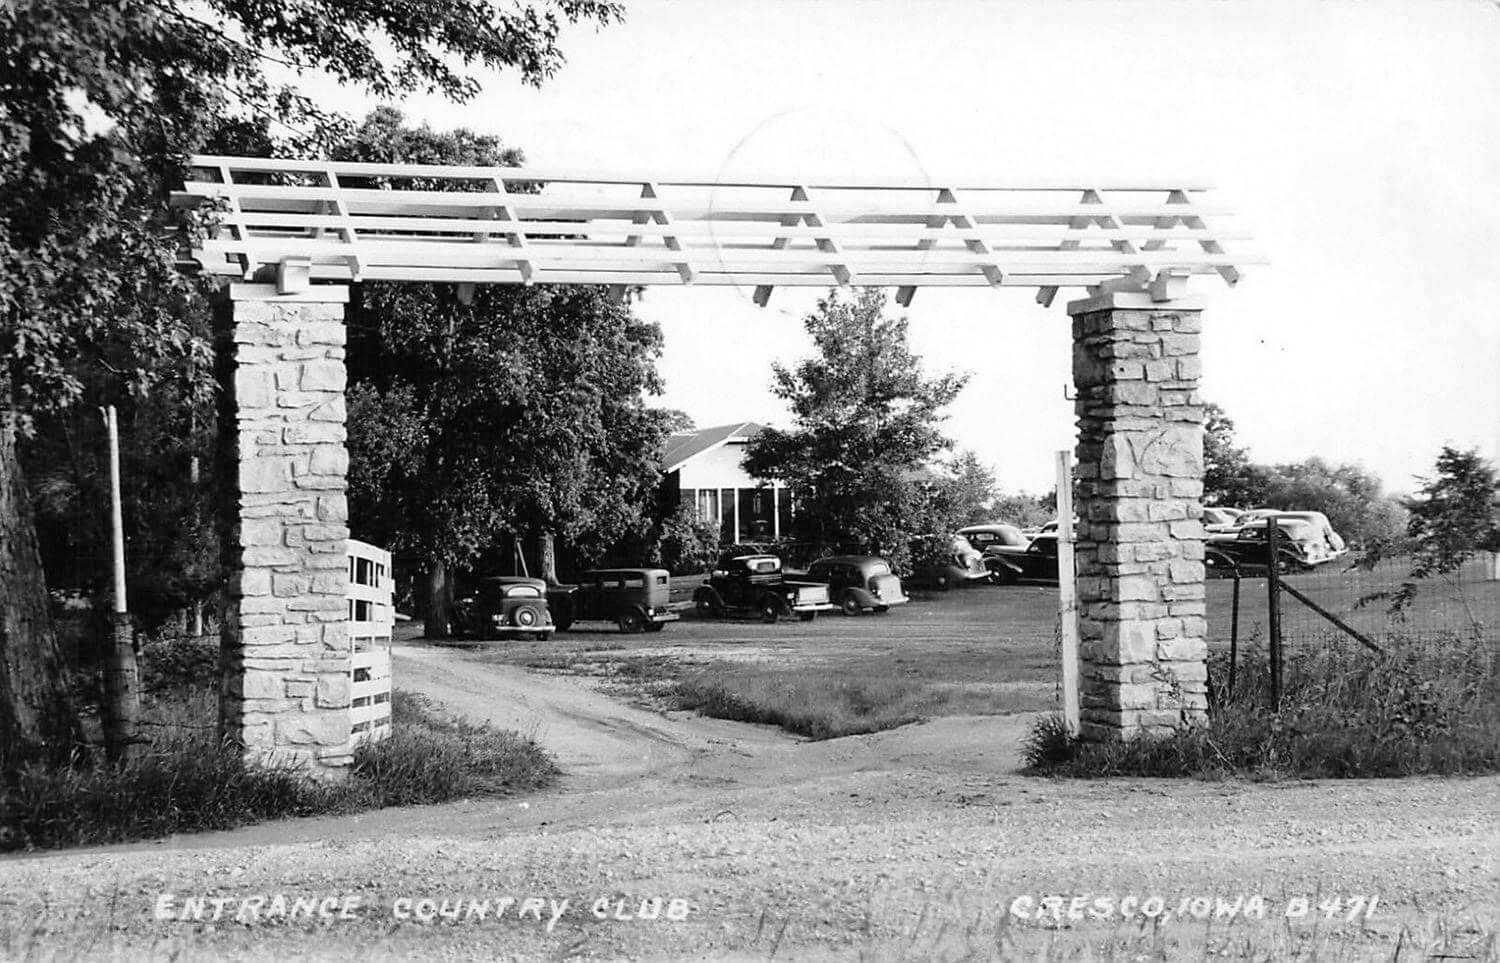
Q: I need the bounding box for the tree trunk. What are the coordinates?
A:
[538,531,558,584]
[0,415,82,770]
[423,559,451,638]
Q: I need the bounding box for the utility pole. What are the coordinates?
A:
[101,406,141,761]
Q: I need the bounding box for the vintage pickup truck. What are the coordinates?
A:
[692,553,834,623]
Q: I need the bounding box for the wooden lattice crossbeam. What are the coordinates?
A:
[173,156,1260,302]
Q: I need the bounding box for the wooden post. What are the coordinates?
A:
[189,455,204,637]
[1228,569,1241,701]
[1055,450,1080,734]
[101,406,140,761]
[1265,521,1283,711]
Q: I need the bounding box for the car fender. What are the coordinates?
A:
[984,556,1022,576]
[693,585,725,607]
[845,586,879,607]
[758,588,792,614]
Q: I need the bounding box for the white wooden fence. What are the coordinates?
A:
[347,539,394,744]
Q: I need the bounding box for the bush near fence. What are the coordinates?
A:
[1026,629,1500,778]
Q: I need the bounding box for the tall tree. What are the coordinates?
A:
[339,108,670,637]
[1403,447,1500,573]
[1360,446,1500,616]
[0,0,620,766]
[743,288,967,562]
[347,283,669,635]
[917,450,1000,532]
[1202,402,1268,507]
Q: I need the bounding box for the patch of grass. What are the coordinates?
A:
[351,691,557,805]
[674,667,932,739]
[0,688,555,852]
[1025,632,1500,778]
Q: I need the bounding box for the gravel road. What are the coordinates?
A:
[2,641,1496,961]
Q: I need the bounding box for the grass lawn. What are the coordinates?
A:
[467,583,1067,738]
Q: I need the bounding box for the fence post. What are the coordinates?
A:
[1055,450,1081,735]
[1266,521,1283,711]
[1228,565,1241,701]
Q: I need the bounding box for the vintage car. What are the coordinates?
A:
[1208,514,1346,571]
[803,555,909,616]
[448,576,555,640]
[550,568,679,634]
[984,532,1061,584]
[907,533,991,590]
[957,523,1030,555]
[1202,506,1243,533]
[1231,510,1347,554]
[693,554,834,623]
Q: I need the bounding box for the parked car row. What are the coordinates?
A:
[449,568,678,640]
[953,506,1349,582]
[448,552,915,639]
[1206,509,1348,573]
[446,506,1350,640]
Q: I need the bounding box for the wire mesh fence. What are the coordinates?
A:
[1207,551,1500,656]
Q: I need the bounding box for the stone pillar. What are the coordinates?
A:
[1068,291,1208,741]
[214,283,353,776]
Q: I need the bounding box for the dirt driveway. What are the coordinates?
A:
[1,634,1496,961]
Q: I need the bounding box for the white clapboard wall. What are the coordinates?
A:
[347,539,394,744]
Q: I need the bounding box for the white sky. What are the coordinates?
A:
[374,0,1500,495]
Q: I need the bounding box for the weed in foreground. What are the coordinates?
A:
[0,688,556,852]
[1023,632,1500,778]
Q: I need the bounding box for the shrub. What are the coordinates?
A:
[351,691,557,804]
[1024,633,1500,778]
[139,634,219,692]
[0,688,555,852]
[652,502,720,575]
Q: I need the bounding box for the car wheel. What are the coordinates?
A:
[873,605,890,614]
[695,598,722,618]
[759,598,780,624]
[935,574,950,592]
[840,594,863,617]
[617,610,646,634]
[513,604,544,632]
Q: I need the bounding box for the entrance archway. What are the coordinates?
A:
[174,157,1257,773]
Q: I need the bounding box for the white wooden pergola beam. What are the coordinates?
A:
[174,158,1259,299]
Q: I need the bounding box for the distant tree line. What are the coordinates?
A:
[1203,402,1410,548]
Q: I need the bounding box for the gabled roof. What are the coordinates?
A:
[662,422,765,474]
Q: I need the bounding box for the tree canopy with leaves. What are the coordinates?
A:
[743,288,968,561]
[0,0,621,766]
[334,109,670,636]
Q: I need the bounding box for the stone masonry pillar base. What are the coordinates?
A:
[215,283,353,777]
[1069,291,1209,742]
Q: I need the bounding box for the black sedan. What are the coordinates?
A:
[984,533,1060,584]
